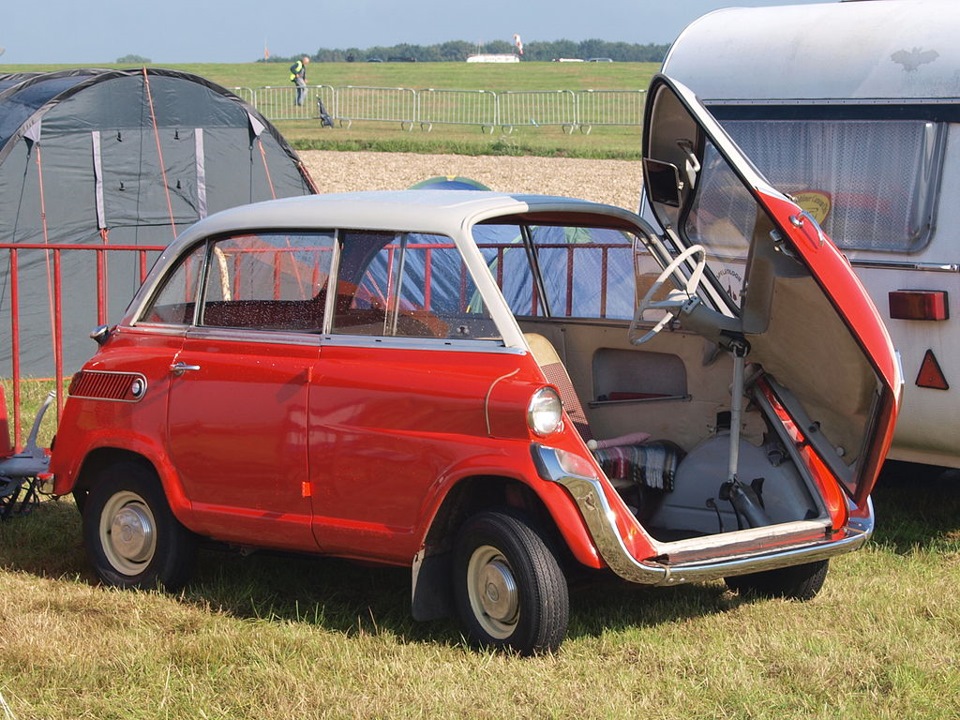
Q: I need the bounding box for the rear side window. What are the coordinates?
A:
[474,223,638,320]
[333,231,499,340]
[722,118,944,253]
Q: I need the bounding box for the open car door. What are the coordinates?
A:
[639,74,901,507]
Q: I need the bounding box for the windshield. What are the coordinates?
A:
[680,140,756,307]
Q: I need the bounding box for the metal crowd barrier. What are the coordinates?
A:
[575,89,648,134]
[417,89,499,133]
[332,86,419,130]
[249,85,327,121]
[497,90,579,134]
[239,86,646,131]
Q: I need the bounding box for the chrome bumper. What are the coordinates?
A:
[533,444,874,586]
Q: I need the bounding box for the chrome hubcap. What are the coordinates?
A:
[111,504,155,563]
[467,545,519,639]
[100,490,156,576]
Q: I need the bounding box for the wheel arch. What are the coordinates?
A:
[410,473,588,622]
[70,446,192,526]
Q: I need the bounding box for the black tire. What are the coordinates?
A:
[724,559,829,601]
[82,461,197,592]
[453,510,569,655]
[72,489,88,516]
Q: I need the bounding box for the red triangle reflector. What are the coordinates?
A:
[916,349,949,390]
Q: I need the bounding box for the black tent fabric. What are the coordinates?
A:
[0,68,316,377]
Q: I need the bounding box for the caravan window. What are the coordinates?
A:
[721,118,944,253]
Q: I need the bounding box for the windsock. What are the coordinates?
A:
[513,34,524,56]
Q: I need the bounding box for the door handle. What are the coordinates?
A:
[170,361,201,376]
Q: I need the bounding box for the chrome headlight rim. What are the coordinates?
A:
[527,386,563,437]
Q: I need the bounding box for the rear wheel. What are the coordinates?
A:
[82,461,197,592]
[453,511,569,655]
[724,559,829,601]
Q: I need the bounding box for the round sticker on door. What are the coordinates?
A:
[793,191,832,224]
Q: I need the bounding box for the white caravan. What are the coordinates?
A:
[660,0,959,470]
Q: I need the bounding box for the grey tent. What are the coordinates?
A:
[0,67,316,378]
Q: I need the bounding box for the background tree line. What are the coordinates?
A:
[264,39,668,64]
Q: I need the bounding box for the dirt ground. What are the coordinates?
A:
[299,150,644,211]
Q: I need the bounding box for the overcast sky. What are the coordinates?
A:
[3,0,828,64]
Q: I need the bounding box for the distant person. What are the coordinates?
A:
[290,56,310,106]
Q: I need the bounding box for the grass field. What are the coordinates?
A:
[0,463,958,719]
[0,61,656,94]
[0,62,658,158]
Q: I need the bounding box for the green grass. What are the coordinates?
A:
[0,462,958,718]
[0,379,60,451]
[0,62,657,158]
[0,61,656,94]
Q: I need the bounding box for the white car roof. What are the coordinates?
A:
[175,190,640,247]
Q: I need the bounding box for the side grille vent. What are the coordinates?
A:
[68,371,147,402]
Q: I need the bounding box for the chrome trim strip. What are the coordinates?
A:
[848,259,960,272]
[182,327,322,347]
[485,369,520,436]
[319,334,522,354]
[534,444,873,586]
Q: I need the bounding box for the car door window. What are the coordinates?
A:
[681,140,756,307]
[199,232,335,332]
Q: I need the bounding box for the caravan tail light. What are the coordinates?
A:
[888,290,949,321]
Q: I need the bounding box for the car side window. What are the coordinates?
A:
[332,231,499,340]
[198,232,336,332]
[529,225,636,320]
[475,222,637,320]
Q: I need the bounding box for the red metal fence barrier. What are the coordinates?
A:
[2,242,164,448]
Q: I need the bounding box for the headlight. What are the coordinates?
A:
[527,387,563,437]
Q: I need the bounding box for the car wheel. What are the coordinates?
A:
[82,461,197,592]
[453,510,569,655]
[724,559,829,601]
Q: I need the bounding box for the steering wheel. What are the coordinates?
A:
[629,244,707,345]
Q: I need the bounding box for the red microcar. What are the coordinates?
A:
[51,76,901,654]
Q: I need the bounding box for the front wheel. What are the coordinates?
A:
[724,559,829,601]
[453,511,569,655]
[82,461,197,592]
